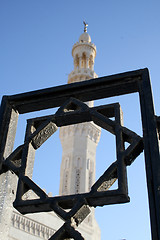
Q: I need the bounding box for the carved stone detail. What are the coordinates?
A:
[11,211,55,239]
[59,122,101,145]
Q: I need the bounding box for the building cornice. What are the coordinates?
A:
[72,42,96,57]
[68,68,97,83]
[11,211,56,239]
[60,122,101,145]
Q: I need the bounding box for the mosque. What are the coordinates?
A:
[0,24,101,240]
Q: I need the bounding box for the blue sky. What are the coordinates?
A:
[1,1,160,239]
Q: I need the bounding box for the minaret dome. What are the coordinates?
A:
[79,32,91,43]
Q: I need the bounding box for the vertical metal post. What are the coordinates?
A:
[0,97,19,240]
[139,69,160,240]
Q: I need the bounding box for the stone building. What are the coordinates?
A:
[0,25,101,240]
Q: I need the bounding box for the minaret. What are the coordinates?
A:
[59,23,101,199]
[59,23,101,239]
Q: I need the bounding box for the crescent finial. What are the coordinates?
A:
[83,21,88,32]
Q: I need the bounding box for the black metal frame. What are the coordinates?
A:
[0,68,160,239]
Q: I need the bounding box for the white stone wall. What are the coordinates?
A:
[8,210,100,240]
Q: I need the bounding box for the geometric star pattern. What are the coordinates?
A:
[0,68,160,239]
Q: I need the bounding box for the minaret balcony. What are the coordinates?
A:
[68,68,97,84]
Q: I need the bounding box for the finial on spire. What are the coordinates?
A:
[83,21,88,32]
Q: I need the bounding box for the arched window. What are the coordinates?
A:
[64,157,69,169]
[89,55,93,69]
[74,54,79,69]
[81,52,86,68]
[87,158,90,170]
[77,157,82,168]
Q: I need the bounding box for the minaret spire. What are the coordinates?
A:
[83,21,88,32]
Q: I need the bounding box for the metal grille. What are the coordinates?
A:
[0,68,160,239]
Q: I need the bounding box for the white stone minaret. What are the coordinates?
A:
[59,24,101,239]
[59,23,101,196]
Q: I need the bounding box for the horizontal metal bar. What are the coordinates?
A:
[4,69,145,114]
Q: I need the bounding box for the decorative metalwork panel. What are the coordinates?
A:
[0,68,160,239]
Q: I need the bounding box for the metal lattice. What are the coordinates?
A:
[0,68,160,239]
